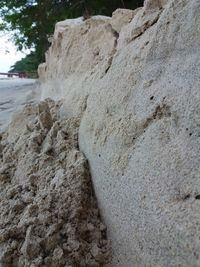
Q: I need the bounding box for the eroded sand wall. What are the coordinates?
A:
[38,0,200,265]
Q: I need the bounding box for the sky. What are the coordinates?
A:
[0,35,25,72]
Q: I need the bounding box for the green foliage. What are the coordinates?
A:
[9,52,38,77]
[0,0,144,73]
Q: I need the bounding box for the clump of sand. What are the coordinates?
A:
[0,99,111,267]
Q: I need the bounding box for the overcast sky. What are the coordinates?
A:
[0,35,25,72]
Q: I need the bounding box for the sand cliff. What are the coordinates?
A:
[0,0,200,266]
[38,0,200,265]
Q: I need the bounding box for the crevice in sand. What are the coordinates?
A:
[102,24,119,76]
[128,10,162,43]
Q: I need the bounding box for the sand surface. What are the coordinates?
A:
[0,78,38,131]
[0,99,111,266]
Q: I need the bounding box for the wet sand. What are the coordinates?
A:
[0,78,39,131]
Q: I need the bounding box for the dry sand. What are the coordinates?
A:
[0,98,111,266]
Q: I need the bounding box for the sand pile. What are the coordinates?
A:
[0,99,111,267]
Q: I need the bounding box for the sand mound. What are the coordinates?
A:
[0,99,110,267]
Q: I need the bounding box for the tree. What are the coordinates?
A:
[0,0,144,72]
[9,52,39,77]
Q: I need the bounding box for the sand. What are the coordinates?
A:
[0,79,38,131]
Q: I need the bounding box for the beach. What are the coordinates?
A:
[0,78,38,131]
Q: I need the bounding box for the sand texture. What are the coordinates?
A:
[38,0,200,265]
[0,99,111,267]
